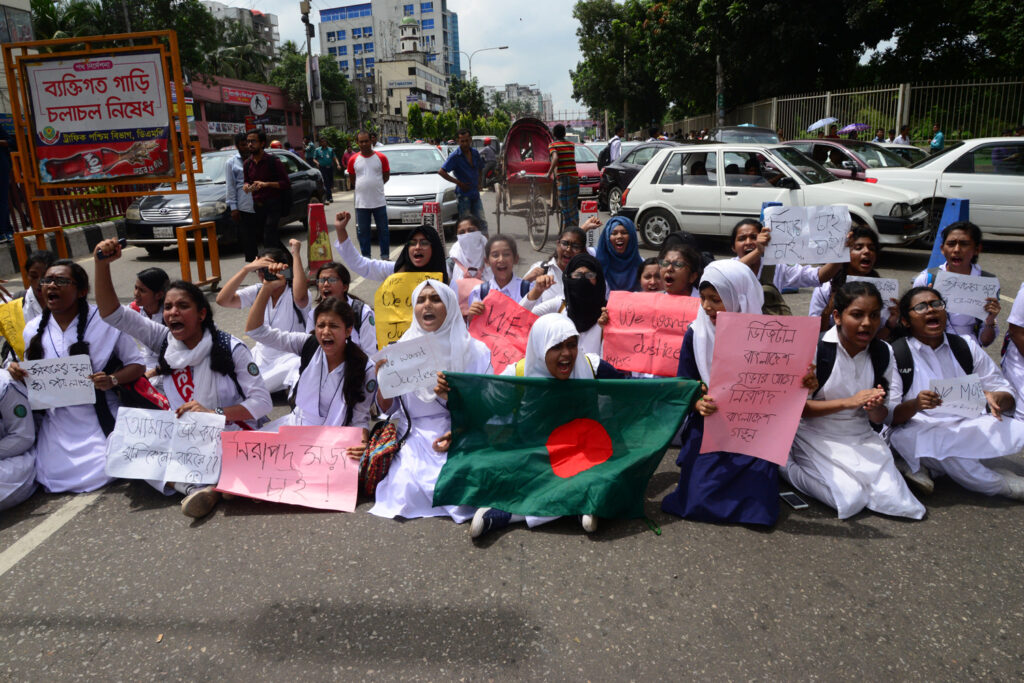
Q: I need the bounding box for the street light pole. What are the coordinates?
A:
[457,45,508,80]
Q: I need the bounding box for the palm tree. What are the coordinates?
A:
[30,0,107,50]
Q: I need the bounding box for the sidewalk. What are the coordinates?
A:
[1,219,124,281]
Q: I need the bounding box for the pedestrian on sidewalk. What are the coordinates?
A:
[227,132,258,261]
[346,130,391,259]
[243,129,291,253]
[313,136,341,204]
[930,124,945,154]
[547,124,579,230]
[439,128,488,233]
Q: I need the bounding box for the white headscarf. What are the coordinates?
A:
[448,230,489,278]
[690,259,764,383]
[524,314,593,379]
[400,279,478,400]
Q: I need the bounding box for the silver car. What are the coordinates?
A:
[380,144,459,240]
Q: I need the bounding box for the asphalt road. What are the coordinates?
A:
[2,189,1024,681]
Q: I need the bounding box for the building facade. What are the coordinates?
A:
[376,16,448,136]
[187,76,302,151]
[201,1,280,64]
[0,0,33,126]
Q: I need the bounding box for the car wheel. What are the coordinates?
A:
[608,186,623,214]
[638,209,677,248]
[144,245,165,257]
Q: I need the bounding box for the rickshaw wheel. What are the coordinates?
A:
[527,197,550,251]
[494,182,503,234]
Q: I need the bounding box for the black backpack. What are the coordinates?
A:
[814,334,890,400]
[891,334,973,399]
[598,145,611,170]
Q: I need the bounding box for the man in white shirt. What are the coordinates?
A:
[370,131,384,149]
[226,132,258,261]
[346,130,391,258]
[609,124,624,163]
[893,125,911,145]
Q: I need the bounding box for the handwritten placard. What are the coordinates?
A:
[104,408,225,484]
[467,290,538,373]
[376,336,444,399]
[217,426,363,511]
[932,270,1000,320]
[455,277,484,315]
[602,291,700,376]
[581,200,599,248]
[19,354,96,409]
[373,271,443,350]
[763,205,851,265]
[700,313,818,466]
[0,299,26,361]
[847,276,899,305]
[929,374,986,418]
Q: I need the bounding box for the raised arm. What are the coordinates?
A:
[245,276,286,334]
[216,256,273,309]
[290,238,310,309]
[92,238,125,317]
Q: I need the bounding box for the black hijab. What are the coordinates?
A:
[394,225,449,284]
[563,252,606,332]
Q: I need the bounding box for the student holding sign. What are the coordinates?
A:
[785,282,925,520]
[246,281,375,433]
[0,367,36,511]
[288,239,377,359]
[594,216,644,292]
[369,280,491,522]
[465,235,532,312]
[522,224,590,303]
[216,249,309,393]
[521,253,609,356]
[659,242,703,297]
[661,260,815,526]
[333,211,449,285]
[93,240,272,517]
[638,258,663,292]
[7,260,144,494]
[912,221,1000,347]
[888,287,1024,501]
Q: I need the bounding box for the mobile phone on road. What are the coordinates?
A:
[779,491,808,510]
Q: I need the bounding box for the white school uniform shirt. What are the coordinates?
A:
[21,287,43,324]
[809,281,891,328]
[738,257,820,291]
[25,305,143,493]
[238,283,309,393]
[525,248,597,304]
[304,294,377,360]
[103,307,272,427]
[467,275,530,306]
[1001,281,1024,419]
[0,369,36,510]
[248,324,376,430]
[912,263,999,341]
[225,153,254,213]
[336,238,396,282]
[887,333,1024,474]
[125,304,164,372]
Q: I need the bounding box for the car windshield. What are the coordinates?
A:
[574,144,598,162]
[843,142,908,168]
[769,146,837,184]
[909,140,965,168]
[384,148,444,174]
[191,154,230,183]
[719,129,780,144]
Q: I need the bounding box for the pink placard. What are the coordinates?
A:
[699,313,818,466]
[468,290,538,374]
[602,291,700,376]
[217,426,364,511]
[455,277,484,315]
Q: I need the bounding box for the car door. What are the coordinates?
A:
[661,151,721,234]
[620,145,660,189]
[276,152,313,221]
[721,150,791,224]
[940,142,1024,235]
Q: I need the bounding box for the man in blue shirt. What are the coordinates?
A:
[313,136,341,204]
[226,132,258,260]
[930,124,945,154]
[439,128,488,233]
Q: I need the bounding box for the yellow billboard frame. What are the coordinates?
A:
[1,30,219,289]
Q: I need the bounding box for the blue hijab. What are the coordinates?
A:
[595,216,643,291]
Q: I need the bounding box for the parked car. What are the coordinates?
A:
[598,141,679,212]
[880,143,929,165]
[124,150,325,256]
[574,143,602,200]
[584,141,606,159]
[617,143,929,248]
[380,144,458,239]
[784,139,910,180]
[706,126,780,144]
[865,137,1024,241]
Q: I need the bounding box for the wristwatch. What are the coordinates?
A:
[215,407,225,416]
[110,375,119,387]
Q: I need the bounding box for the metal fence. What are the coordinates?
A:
[663,79,1024,143]
[7,178,136,233]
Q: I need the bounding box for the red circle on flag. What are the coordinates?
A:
[546,418,613,478]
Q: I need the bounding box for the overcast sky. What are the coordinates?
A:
[214,0,584,114]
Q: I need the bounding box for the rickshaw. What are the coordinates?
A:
[493,117,561,250]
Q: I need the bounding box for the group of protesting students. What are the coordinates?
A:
[2,209,1023,541]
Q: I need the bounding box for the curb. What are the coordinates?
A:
[2,219,125,281]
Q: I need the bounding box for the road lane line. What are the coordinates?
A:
[0,492,101,579]
[1001,294,1014,304]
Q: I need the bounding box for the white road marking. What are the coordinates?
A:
[1001,294,1014,304]
[0,492,101,579]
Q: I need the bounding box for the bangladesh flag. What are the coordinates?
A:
[433,373,701,518]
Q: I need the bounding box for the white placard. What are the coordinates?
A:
[932,270,1000,320]
[847,276,899,305]
[19,354,96,410]
[929,374,987,418]
[376,336,443,399]
[581,200,599,248]
[763,205,851,265]
[105,408,226,484]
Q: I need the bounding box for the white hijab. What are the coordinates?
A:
[524,314,593,379]
[400,279,479,400]
[691,259,764,383]
[448,230,489,278]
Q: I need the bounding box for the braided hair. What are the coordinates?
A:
[312,297,368,426]
[154,281,236,377]
[26,260,91,361]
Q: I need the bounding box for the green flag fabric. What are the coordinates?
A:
[433,373,701,518]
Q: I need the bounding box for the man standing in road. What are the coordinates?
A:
[930,124,945,154]
[479,137,497,192]
[609,123,624,163]
[547,123,579,230]
[313,136,341,204]
[303,136,316,164]
[347,130,390,258]
[227,132,258,261]
[439,128,488,233]
[243,128,291,253]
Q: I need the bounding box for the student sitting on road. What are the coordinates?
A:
[216,248,309,393]
[637,257,663,292]
[333,211,449,285]
[447,216,491,284]
[0,366,37,511]
[520,253,609,357]
[522,224,592,303]
[594,216,644,292]
[465,235,532,315]
[1001,281,1024,420]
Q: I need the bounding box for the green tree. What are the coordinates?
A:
[422,112,438,141]
[436,110,458,140]
[208,19,272,82]
[270,42,358,123]
[448,76,488,118]
[457,112,474,134]
[487,109,511,139]
[407,103,424,139]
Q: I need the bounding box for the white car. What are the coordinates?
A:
[617,143,929,248]
[865,137,1024,240]
[379,144,458,239]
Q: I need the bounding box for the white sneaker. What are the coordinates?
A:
[896,457,934,495]
[999,472,1024,501]
[580,514,598,533]
[181,485,220,518]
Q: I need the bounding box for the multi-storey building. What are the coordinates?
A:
[201,1,280,65]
